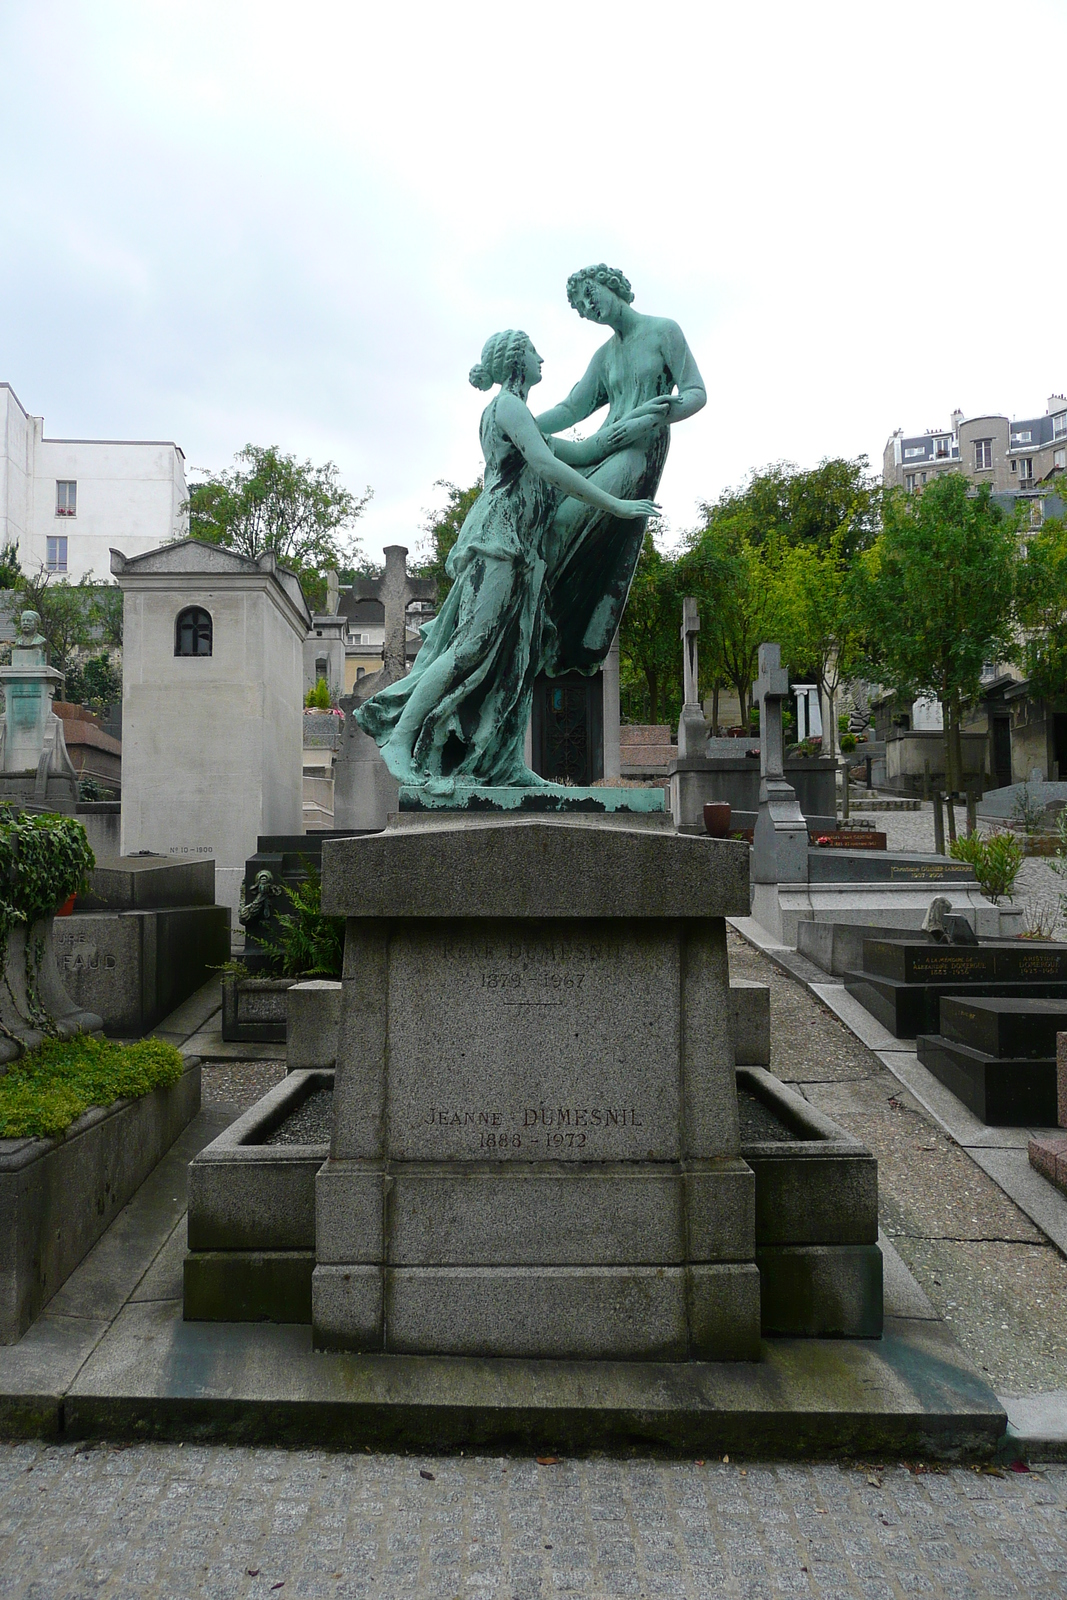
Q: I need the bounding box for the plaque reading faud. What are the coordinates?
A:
[313,819,760,1362]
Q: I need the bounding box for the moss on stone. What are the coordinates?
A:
[0,1035,185,1139]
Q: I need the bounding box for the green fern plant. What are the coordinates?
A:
[255,862,344,978]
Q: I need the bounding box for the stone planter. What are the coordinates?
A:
[184,1069,332,1323]
[737,1065,882,1338]
[0,1055,201,1342]
[0,916,103,1069]
[221,974,298,1043]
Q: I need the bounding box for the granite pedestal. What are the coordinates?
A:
[314,814,761,1361]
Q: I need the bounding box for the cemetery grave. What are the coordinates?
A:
[845,935,1067,1039]
[916,996,1066,1125]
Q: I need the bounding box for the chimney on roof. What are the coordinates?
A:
[1049,394,1067,415]
[951,409,964,433]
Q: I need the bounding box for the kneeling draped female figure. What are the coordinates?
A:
[355,330,658,793]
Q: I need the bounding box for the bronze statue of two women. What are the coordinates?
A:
[356,265,706,793]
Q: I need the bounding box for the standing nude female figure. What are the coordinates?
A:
[354,330,658,792]
[534,264,706,674]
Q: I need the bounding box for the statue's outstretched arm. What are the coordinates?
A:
[533,352,607,437]
[496,395,657,520]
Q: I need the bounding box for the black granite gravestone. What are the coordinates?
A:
[914,996,1067,1125]
[845,937,1067,1038]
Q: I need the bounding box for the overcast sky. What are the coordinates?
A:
[2,1,1065,570]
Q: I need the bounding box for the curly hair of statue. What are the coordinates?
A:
[566,263,634,307]
[468,330,532,392]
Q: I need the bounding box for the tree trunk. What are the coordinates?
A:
[711,682,720,738]
[647,669,658,726]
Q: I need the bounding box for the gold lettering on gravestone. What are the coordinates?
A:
[889,863,959,880]
[911,952,989,981]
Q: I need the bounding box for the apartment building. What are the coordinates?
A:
[884,393,1067,511]
[0,383,187,580]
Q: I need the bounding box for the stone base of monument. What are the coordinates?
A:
[312,813,766,1361]
[398,783,667,816]
[668,755,836,837]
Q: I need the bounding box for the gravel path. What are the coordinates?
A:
[2,1439,1066,1600]
[727,927,1067,1394]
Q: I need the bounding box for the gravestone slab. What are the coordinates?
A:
[314,818,761,1361]
[808,851,976,885]
[940,995,1067,1060]
[915,1035,1057,1126]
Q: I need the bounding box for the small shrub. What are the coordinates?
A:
[1022,895,1060,940]
[0,1035,185,1139]
[949,829,1023,904]
[257,862,344,978]
[304,677,333,710]
[1011,782,1045,836]
[840,732,857,753]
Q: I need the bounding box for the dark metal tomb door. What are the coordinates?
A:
[531,671,604,785]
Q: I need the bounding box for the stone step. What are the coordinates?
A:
[916,1033,1057,1126]
[843,970,1067,1039]
[940,994,1067,1060]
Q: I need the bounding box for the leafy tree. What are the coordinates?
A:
[184,445,371,600]
[0,544,21,590]
[64,653,121,711]
[678,507,785,726]
[772,532,863,756]
[708,457,880,558]
[415,478,482,603]
[852,474,1021,797]
[618,530,680,726]
[1016,513,1067,700]
[13,567,122,680]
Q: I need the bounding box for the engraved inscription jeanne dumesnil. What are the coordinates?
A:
[387,924,680,1160]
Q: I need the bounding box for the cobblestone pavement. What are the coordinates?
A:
[2,1440,1066,1600]
[856,801,1067,937]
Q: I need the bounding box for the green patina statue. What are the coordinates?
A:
[356,268,704,792]
[536,264,706,673]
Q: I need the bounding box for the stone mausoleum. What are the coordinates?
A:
[113,539,310,915]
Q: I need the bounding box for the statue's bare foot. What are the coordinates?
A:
[425,774,456,798]
[512,766,553,789]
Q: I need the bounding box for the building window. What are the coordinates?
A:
[175,606,212,657]
[46,536,67,573]
[920,472,928,485]
[55,480,77,517]
[935,438,950,458]
[974,439,993,471]
[1054,413,1067,439]
[1011,430,1032,445]
[904,446,924,459]
[905,473,916,492]
[1019,457,1033,481]
[1055,449,1066,470]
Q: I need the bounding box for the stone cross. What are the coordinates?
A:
[325,569,340,616]
[754,643,789,780]
[380,545,437,681]
[751,642,809,889]
[346,546,437,688]
[676,597,708,759]
[681,597,699,705]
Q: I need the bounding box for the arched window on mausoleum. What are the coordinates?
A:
[175,606,213,657]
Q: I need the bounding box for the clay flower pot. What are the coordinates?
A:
[56,894,76,917]
[703,802,731,838]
